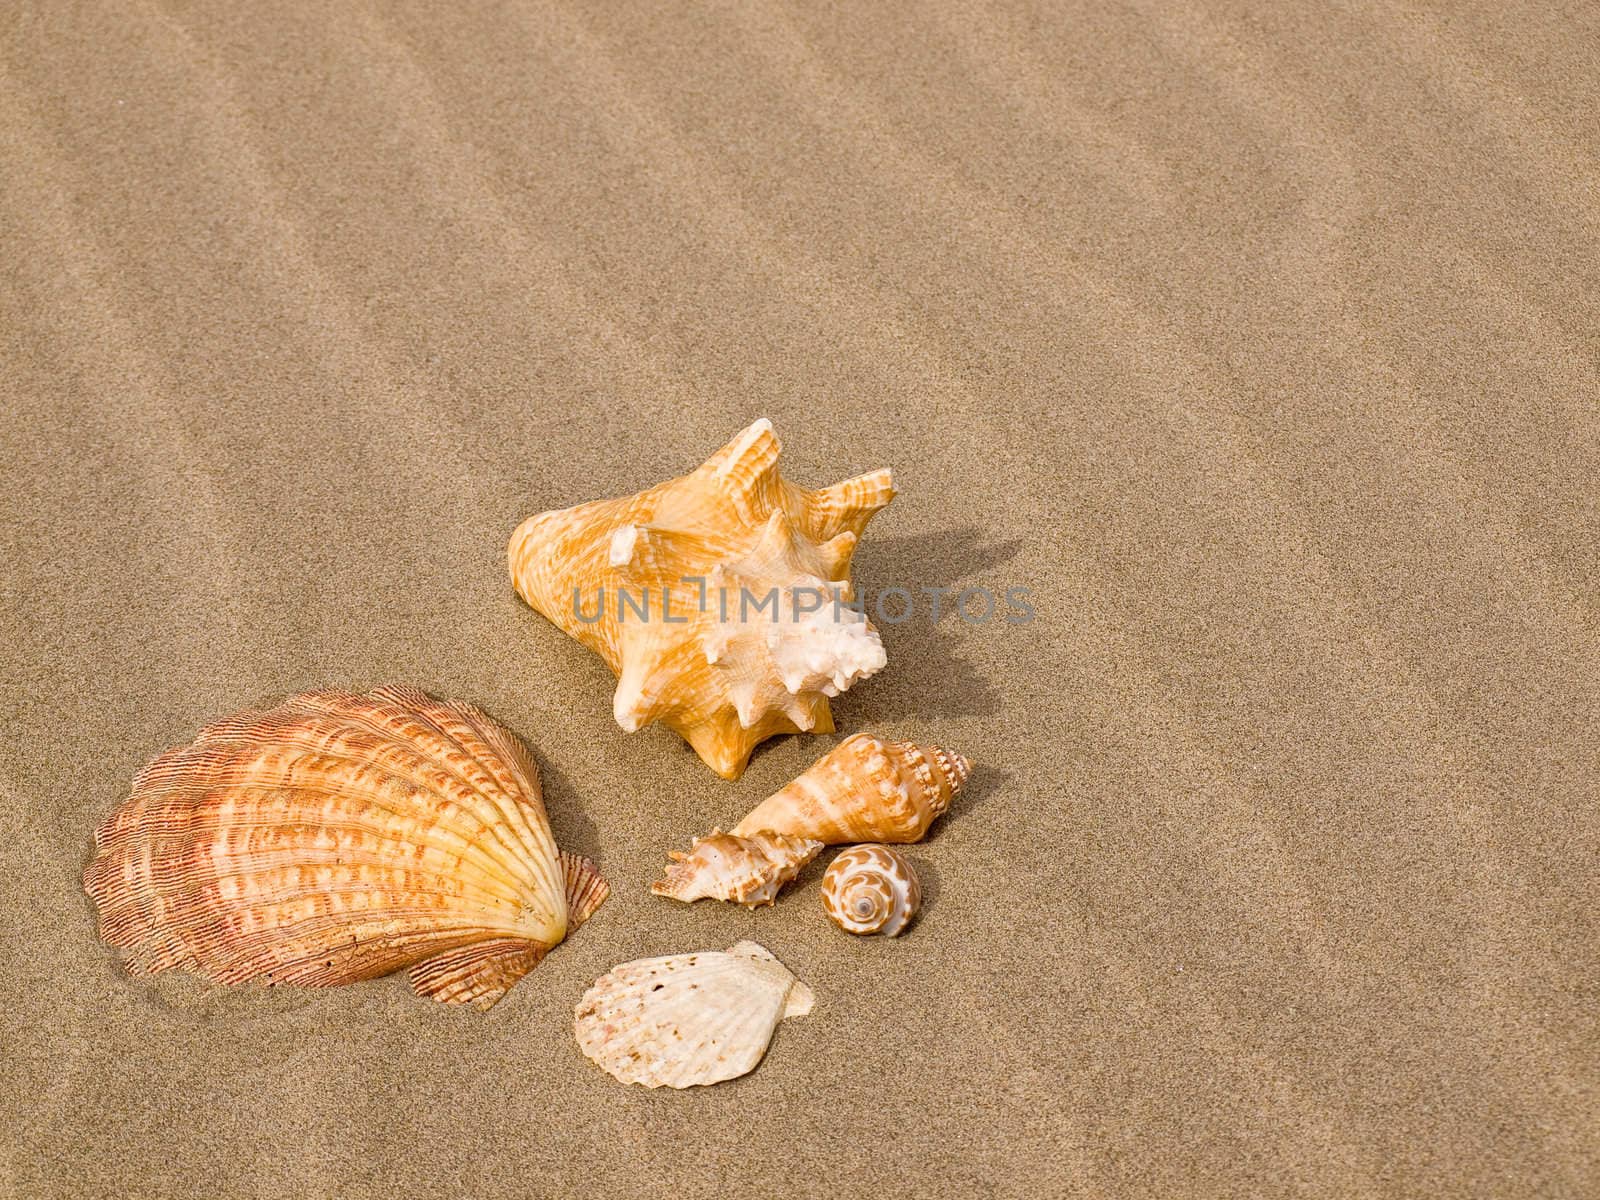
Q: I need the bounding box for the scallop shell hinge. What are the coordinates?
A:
[508,419,896,779]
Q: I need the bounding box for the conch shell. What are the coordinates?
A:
[650,829,823,908]
[508,419,895,779]
[574,940,813,1088]
[83,686,608,1010]
[730,733,971,844]
[821,845,921,936]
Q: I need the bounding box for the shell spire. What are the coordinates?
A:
[651,829,823,908]
[82,687,608,1010]
[730,733,971,844]
[508,420,896,779]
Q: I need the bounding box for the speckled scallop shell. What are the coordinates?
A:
[574,941,813,1089]
[730,733,971,844]
[651,829,823,908]
[821,845,921,936]
[509,419,896,779]
[83,686,608,1010]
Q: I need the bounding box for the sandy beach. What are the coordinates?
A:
[2,3,1596,1196]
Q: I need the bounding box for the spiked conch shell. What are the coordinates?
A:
[83,686,608,1010]
[821,845,921,936]
[651,829,823,908]
[508,419,896,779]
[730,733,972,844]
[574,941,813,1088]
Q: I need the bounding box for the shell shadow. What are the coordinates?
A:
[535,754,602,863]
[841,526,1024,721]
[903,853,940,930]
[856,526,1026,595]
[922,763,1007,845]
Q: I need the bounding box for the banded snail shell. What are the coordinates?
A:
[820,844,921,937]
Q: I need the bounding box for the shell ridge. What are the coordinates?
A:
[408,936,548,1010]
[137,710,532,880]
[104,795,532,907]
[560,851,610,928]
[218,926,499,988]
[389,694,562,917]
[396,699,567,914]
[284,694,545,886]
[267,706,550,900]
[203,910,530,983]
[106,754,529,898]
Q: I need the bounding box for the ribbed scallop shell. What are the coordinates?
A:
[508,419,896,779]
[83,686,608,1010]
[730,733,971,844]
[651,830,823,908]
[574,941,813,1088]
[821,845,921,936]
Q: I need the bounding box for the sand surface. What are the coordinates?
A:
[3,3,1597,1197]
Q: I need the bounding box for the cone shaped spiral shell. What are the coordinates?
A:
[651,829,823,908]
[83,686,608,1010]
[574,941,813,1088]
[730,733,971,844]
[821,845,921,936]
[508,419,896,779]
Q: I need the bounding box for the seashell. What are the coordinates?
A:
[508,419,895,779]
[83,686,608,1010]
[729,732,971,844]
[820,845,921,936]
[650,829,823,908]
[574,940,813,1088]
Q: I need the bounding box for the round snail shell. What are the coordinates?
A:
[820,845,921,937]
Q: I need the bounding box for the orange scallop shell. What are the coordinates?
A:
[83,685,607,1010]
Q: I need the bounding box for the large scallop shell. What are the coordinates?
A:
[650,829,823,908]
[574,941,813,1088]
[508,419,896,779]
[730,733,971,844]
[821,845,921,936]
[83,686,608,1010]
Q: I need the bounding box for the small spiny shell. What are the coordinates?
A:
[574,941,814,1088]
[651,829,823,908]
[730,733,971,844]
[820,845,921,936]
[82,686,608,1009]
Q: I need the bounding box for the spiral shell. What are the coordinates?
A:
[83,686,608,1009]
[509,419,896,779]
[651,829,823,908]
[730,733,971,845]
[820,845,921,936]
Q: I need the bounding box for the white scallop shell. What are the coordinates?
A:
[573,941,813,1088]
